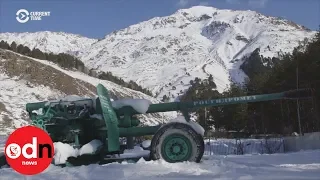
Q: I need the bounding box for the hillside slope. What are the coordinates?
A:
[0,6,316,102]
[0,49,176,135]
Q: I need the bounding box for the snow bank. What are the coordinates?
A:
[1,135,320,179]
[111,99,152,114]
[32,108,44,115]
[1,149,320,179]
[141,140,151,149]
[79,139,103,156]
[123,146,144,153]
[170,116,205,136]
[53,139,103,164]
[283,132,320,152]
[189,121,205,136]
[60,95,89,102]
[121,146,150,158]
[53,142,79,165]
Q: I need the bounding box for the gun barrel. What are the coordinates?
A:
[26,101,48,113]
[114,88,314,116]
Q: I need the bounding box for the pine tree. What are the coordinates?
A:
[17,44,24,53]
[31,48,46,60]
[0,41,10,49]
[10,41,17,52]
[243,28,320,134]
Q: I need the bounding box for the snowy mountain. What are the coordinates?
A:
[78,6,315,100]
[0,6,316,102]
[0,49,176,135]
[0,31,97,56]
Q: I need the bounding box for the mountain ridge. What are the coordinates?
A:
[0,6,316,102]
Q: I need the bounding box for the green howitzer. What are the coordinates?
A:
[21,84,314,166]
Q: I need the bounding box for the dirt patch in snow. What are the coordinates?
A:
[0,102,6,112]
[0,102,13,128]
[0,49,96,97]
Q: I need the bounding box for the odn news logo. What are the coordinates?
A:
[5,126,54,175]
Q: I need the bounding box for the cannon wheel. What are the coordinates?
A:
[150,122,204,163]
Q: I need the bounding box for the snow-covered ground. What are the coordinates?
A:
[1,135,319,179]
[0,73,66,134]
[1,149,319,179]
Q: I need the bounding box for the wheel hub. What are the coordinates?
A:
[161,134,192,162]
[172,144,181,154]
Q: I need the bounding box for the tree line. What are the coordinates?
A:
[181,30,320,135]
[0,40,153,96]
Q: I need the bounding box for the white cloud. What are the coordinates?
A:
[248,0,268,8]
[177,0,189,7]
[226,0,240,4]
[199,1,210,6]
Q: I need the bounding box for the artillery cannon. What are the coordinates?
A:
[4,84,315,167]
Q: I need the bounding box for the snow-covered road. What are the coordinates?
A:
[0,149,319,180]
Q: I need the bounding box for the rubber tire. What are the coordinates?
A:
[150,122,204,163]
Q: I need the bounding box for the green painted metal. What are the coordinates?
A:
[118,117,140,127]
[96,84,120,152]
[161,134,192,163]
[97,126,161,137]
[26,101,47,114]
[22,83,313,167]
[115,90,312,116]
[118,126,161,137]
